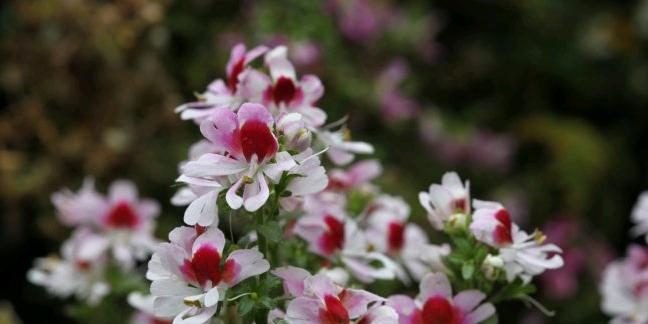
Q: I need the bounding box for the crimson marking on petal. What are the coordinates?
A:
[318,294,350,324]
[195,225,207,236]
[105,201,140,229]
[272,76,297,105]
[493,209,513,245]
[227,57,245,92]
[421,296,461,324]
[239,119,277,163]
[221,259,240,285]
[387,221,406,252]
[319,215,345,255]
[187,245,222,288]
[452,198,467,213]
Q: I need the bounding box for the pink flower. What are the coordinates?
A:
[272,268,384,324]
[148,226,269,324]
[470,200,564,283]
[27,228,110,305]
[294,212,397,283]
[377,59,420,121]
[469,200,513,248]
[419,172,470,230]
[601,245,648,323]
[317,128,374,166]
[175,43,268,122]
[387,272,495,324]
[245,46,326,127]
[365,195,450,282]
[51,179,160,270]
[327,159,382,191]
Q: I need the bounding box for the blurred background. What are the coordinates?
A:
[0,0,646,323]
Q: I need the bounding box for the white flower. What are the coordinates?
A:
[498,226,564,283]
[601,245,648,324]
[419,172,470,229]
[148,226,269,324]
[631,191,648,241]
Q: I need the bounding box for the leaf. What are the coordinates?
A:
[237,297,255,316]
[258,221,283,242]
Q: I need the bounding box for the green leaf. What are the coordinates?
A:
[258,221,283,243]
[237,297,255,316]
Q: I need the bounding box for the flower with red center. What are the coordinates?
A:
[105,201,140,229]
[419,172,470,230]
[326,160,382,192]
[274,269,383,324]
[293,212,398,283]
[175,43,268,122]
[469,200,513,248]
[148,226,269,324]
[387,272,495,324]
[365,195,450,283]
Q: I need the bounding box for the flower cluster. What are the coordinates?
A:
[601,192,648,324]
[28,43,565,324]
[28,179,160,304]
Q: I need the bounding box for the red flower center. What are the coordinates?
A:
[239,119,277,163]
[421,296,461,324]
[105,201,139,229]
[182,245,222,288]
[452,198,467,213]
[320,215,345,255]
[493,209,513,245]
[272,76,297,105]
[227,57,245,92]
[319,294,350,324]
[387,221,406,252]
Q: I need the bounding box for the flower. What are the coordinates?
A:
[148,226,269,324]
[387,272,495,324]
[293,211,397,283]
[27,228,110,305]
[316,128,374,166]
[419,172,470,230]
[52,179,160,270]
[601,245,648,324]
[181,103,283,212]
[175,43,268,122]
[469,200,564,283]
[365,194,450,282]
[128,292,172,324]
[631,191,648,241]
[327,159,382,192]
[272,268,384,324]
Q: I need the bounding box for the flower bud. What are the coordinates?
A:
[482,254,504,280]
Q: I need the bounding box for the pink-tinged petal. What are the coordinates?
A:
[297,106,327,127]
[108,179,138,203]
[272,266,310,297]
[286,296,321,324]
[265,46,296,81]
[147,253,171,281]
[77,234,110,261]
[168,226,198,252]
[226,177,245,210]
[176,175,223,189]
[51,178,108,226]
[263,151,297,183]
[417,272,452,302]
[361,305,399,324]
[464,303,496,324]
[348,159,382,185]
[244,45,269,64]
[181,153,247,178]
[223,249,270,286]
[453,290,486,313]
[226,44,246,80]
[192,227,226,256]
[243,173,270,212]
[172,187,198,207]
[386,295,417,317]
[299,75,324,104]
[238,69,271,101]
[199,108,242,156]
[328,147,355,165]
[305,274,338,302]
[340,288,383,319]
[184,189,220,227]
[137,199,160,220]
[237,103,274,126]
